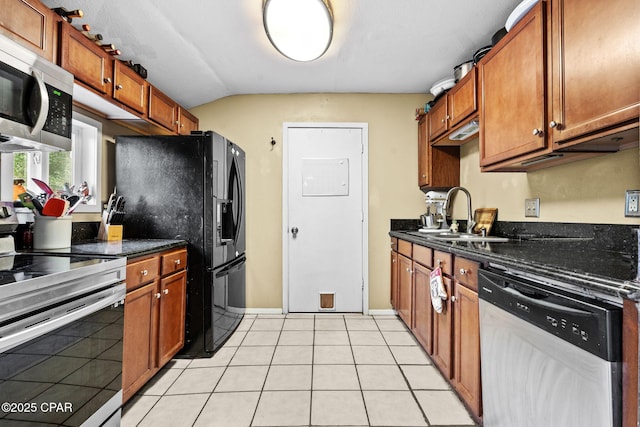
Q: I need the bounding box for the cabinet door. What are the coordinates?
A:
[428,98,449,142]
[0,0,57,62]
[158,270,187,367]
[148,86,178,132]
[397,254,413,327]
[418,116,460,191]
[113,60,147,114]
[432,276,453,379]
[550,0,640,147]
[178,107,199,135]
[479,3,547,167]
[448,67,477,129]
[417,116,430,188]
[453,283,481,417]
[122,282,158,403]
[390,250,398,310]
[412,262,433,355]
[60,23,112,95]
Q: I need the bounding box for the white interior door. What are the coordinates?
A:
[284,124,368,313]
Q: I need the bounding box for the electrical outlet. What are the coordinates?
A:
[625,190,640,217]
[525,198,540,218]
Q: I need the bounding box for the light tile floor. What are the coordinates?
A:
[122,314,478,427]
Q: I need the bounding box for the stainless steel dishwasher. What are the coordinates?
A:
[478,267,622,427]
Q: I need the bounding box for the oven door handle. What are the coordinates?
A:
[0,284,125,353]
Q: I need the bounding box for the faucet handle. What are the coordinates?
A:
[467,220,477,234]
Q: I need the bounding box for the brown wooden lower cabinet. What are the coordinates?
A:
[397,254,414,327]
[122,248,187,403]
[412,262,433,355]
[453,282,481,416]
[432,276,454,379]
[391,238,482,421]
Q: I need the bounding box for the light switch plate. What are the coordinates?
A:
[625,190,640,217]
[525,198,540,218]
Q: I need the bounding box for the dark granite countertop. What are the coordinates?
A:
[390,220,640,300]
[28,239,187,259]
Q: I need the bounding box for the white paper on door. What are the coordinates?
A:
[301,158,349,196]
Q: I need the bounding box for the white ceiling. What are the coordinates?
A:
[41,0,522,109]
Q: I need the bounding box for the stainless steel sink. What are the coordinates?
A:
[428,232,509,242]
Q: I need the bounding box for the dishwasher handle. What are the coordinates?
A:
[500,285,593,317]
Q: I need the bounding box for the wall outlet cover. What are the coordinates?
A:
[525,198,540,218]
[625,190,640,217]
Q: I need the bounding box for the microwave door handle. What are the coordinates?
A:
[30,70,49,135]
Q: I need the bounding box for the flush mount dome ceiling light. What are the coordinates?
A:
[263,0,333,62]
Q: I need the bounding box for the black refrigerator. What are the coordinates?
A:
[115,130,245,357]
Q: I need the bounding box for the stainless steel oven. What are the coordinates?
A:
[0,254,126,426]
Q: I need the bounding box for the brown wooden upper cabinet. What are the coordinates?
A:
[149,86,178,132]
[479,0,639,171]
[418,115,460,190]
[113,60,147,114]
[59,22,113,96]
[178,107,199,135]
[548,0,639,150]
[429,67,478,145]
[57,17,199,135]
[479,2,548,170]
[0,0,58,62]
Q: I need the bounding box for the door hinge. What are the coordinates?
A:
[362,278,364,290]
[361,210,364,222]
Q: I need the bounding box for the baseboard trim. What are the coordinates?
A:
[367,309,397,316]
[244,308,284,315]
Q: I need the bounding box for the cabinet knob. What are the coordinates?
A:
[549,120,559,129]
[163,289,169,295]
[103,77,112,84]
[532,128,543,136]
[451,295,457,302]
[421,174,426,178]
[155,292,161,299]
[141,269,148,276]
[115,84,123,90]
[174,259,181,266]
[459,268,467,275]
[436,259,442,267]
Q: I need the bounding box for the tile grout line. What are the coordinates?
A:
[376,315,432,427]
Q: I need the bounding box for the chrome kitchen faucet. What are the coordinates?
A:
[443,186,476,234]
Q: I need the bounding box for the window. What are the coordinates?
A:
[6,113,102,213]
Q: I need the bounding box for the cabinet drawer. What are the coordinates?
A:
[398,239,412,258]
[412,244,433,268]
[433,250,453,276]
[126,256,160,290]
[390,237,398,252]
[454,257,479,291]
[161,249,187,276]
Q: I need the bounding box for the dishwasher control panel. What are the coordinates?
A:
[479,268,622,362]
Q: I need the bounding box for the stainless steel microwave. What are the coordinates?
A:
[0,33,73,152]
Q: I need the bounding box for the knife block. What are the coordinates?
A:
[98,211,123,241]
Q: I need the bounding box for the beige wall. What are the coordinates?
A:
[458,137,640,224]
[192,94,428,310]
[191,93,640,311]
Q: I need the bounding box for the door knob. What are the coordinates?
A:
[291,227,299,237]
